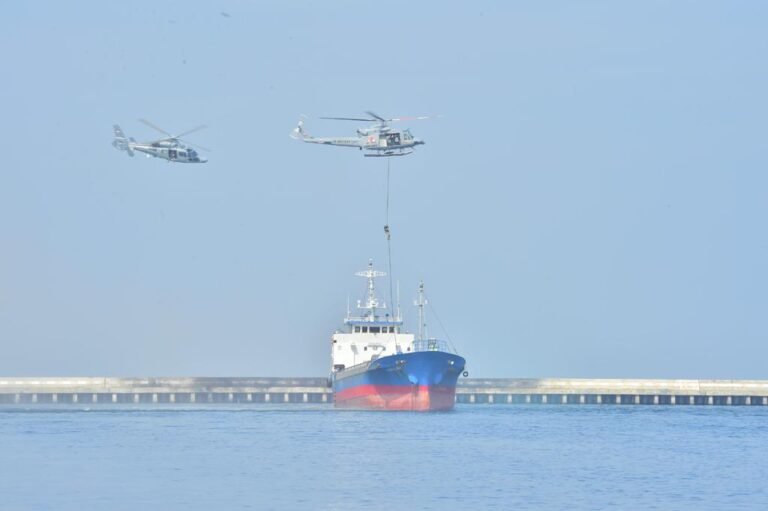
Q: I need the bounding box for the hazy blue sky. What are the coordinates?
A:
[1,1,766,378]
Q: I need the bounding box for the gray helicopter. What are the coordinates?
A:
[290,111,428,157]
[112,119,208,163]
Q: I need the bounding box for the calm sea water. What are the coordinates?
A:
[1,405,766,510]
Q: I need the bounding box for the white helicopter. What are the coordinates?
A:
[290,111,428,157]
[112,119,209,163]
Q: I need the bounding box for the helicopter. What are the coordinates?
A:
[112,119,209,163]
[290,111,428,157]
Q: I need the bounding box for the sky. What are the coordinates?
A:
[0,1,766,378]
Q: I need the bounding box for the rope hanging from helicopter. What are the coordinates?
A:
[382,157,458,356]
[384,157,397,348]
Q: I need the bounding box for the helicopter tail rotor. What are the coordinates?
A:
[290,117,311,140]
[112,124,135,157]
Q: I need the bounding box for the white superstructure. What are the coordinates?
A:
[331,261,415,372]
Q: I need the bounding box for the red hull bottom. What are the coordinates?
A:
[334,384,457,411]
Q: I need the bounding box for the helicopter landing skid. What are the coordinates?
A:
[364,150,413,158]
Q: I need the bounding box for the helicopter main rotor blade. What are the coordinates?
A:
[389,115,432,122]
[139,118,174,138]
[364,111,388,122]
[174,124,208,139]
[363,111,434,122]
[146,137,179,146]
[179,139,211,152]
[320,116,375,122]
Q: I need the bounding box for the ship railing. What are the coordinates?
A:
[412,339,451,353]
[335,360,375,378]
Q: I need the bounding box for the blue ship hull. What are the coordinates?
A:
[333,351,466,411]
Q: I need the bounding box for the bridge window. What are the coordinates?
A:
[354,326,360,333]
[362,326,368,333]
[370,327,380,333]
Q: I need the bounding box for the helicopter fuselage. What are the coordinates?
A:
[132,143,207,163]
[112,122,208,164]
[292,120,424,157]
[112,139,207,163]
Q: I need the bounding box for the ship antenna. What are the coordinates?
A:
[396,280,401,321]
[355,259,386,320]
[367,259,376,319]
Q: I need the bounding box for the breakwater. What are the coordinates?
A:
[1,377,767,406]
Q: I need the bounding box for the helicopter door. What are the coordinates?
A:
[386,133,401,147]
[168,149,177,160]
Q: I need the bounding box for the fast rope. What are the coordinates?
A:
[385,156,391,238]
[384,157,398,350]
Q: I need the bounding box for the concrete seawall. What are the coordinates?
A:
[1,377,767,406]
[457,378,768,405]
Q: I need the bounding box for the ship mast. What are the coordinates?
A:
[415,280,428,341]
[354,259,387,321]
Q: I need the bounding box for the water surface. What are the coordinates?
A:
[1,405,766,510]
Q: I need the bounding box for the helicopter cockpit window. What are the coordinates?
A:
[386,133,401,146]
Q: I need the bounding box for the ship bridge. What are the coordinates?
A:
[342,260,404,333]
[331,261,415,372]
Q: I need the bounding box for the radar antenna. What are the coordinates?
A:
[355,259,387,319]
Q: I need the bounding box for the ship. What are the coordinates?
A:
[330,260,466,411]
